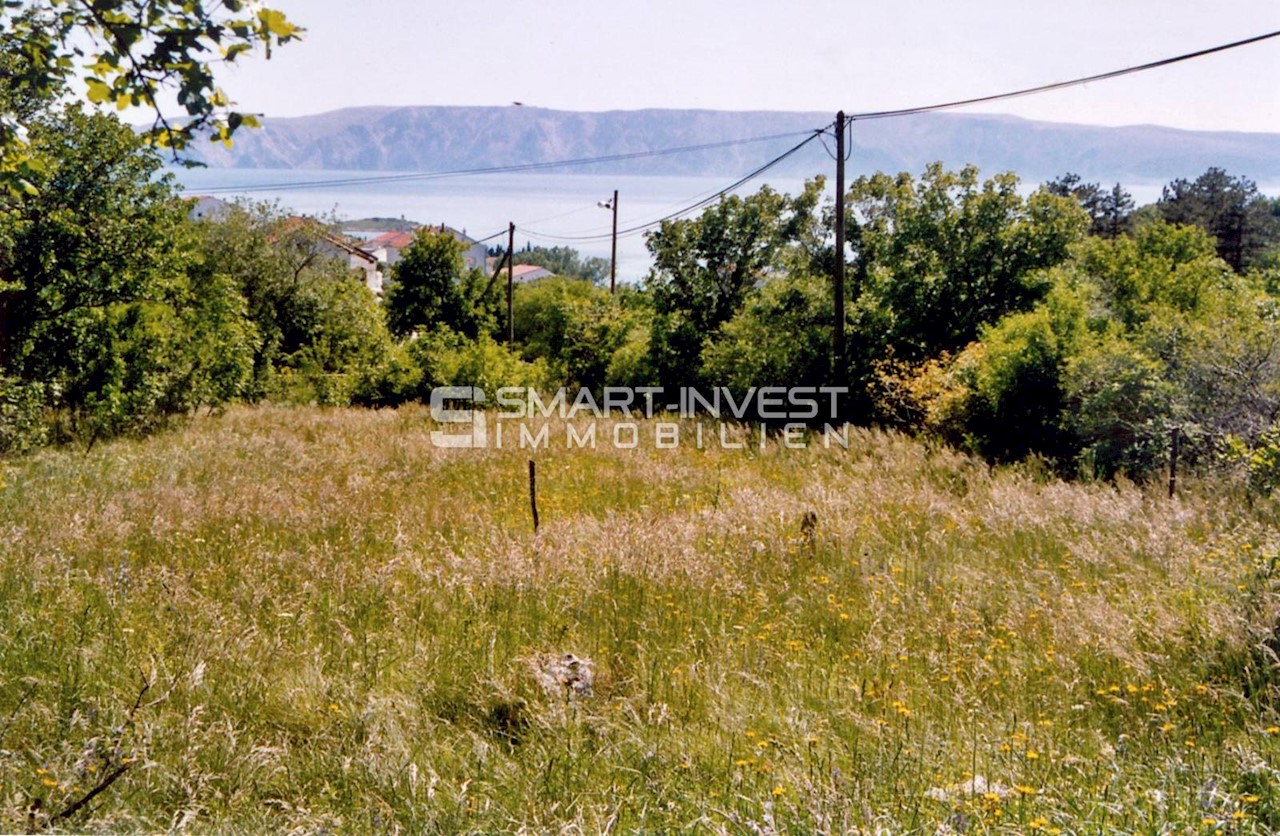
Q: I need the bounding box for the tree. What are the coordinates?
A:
[0,105,254,445]
[510,277,636,389]
[903,221,1280,478]
[849,163,1088,362]
[512,245,609,284]
[0,105,187,383]
[701,272,832,394]
[0,0,300,189]
[1157,167,1280,272]
[188,202,391,401]
[384,228,495,339]
[643,179,824,387]
[1045,173,1134,239]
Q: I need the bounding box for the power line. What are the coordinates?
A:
[471,229,507,244]
[519,176,737,239]
[521,30,1280,245]
[844,29,1280,123]
[193,28,1280,255]
[521,128,829,244]
[192,30,1280,202]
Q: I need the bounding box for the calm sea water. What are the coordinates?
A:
[169,167,1211,283]
[171,168,815,282]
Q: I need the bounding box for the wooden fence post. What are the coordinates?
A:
[528,459,540,532]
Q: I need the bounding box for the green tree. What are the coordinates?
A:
[1072,219,1229,329]
[701,272,832,393]
[189,202,391,402]
[956,303,1080,464]
[409,328,549,394]
[850,164,1088,362]
[1045,173,1134,239]
[174,266,256,409]
[0,0,301,184]
[511,277,637,389]
[385,228,495,339]
[512,245,609,284]
[928,222,1280,478]
[1157,167,1280,272]
[643,179,824,387]
[0,105,254,446]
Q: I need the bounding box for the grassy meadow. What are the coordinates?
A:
[2,405,1280,831]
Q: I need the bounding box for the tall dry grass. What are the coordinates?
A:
[1,405,1278,831]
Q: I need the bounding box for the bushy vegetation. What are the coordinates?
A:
[5,92,1280,499]
[0,106,253,448]
[6,99,1280,491]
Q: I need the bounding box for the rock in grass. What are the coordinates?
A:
[531,653,594,701]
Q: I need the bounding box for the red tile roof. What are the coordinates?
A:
[368,230,416,249]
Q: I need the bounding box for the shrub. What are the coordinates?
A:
[511,278,635,389]
[0,377,48,456]
[411,328,550,394]
[1225,426,1280,495]
[701,272,831,393]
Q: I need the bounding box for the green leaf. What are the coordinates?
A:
[85,78,111,104]
[257,8,299,39]
[222,42,252,61]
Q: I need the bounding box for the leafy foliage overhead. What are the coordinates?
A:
[0,0,301,189]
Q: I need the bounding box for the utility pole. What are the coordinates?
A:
[610,189,619,294]
[506,221,515,345]
[599,191,620,293]
[833,111,846,378]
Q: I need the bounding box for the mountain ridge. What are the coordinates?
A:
[182,105,1280,186]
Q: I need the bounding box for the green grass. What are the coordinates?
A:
[2,405,1280,831]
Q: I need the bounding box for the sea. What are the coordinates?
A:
[169,167,1192,284]
[170,168,816,283]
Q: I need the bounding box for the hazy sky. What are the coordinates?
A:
[209,1,1280,133]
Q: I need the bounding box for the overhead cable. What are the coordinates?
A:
[521,128,829,244]
[844,29,1280,123]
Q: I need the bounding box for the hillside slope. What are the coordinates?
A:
[183,105,1280,184]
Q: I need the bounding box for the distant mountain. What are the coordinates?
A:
[182,105,1280,186]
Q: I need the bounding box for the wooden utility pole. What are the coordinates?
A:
[609,189,619,294]
[833,111,846,377]
[1168,425,1181,498]
[528,459,540,532]
[506,221,515,344]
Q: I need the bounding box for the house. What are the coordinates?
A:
[362,225,488,273]
[360,230,413,267]
[186,195,231,222]
[277,216,385,295]
[319,234,384,295]
[511,264,554,282]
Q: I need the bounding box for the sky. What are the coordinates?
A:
[202,0,1280,133]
